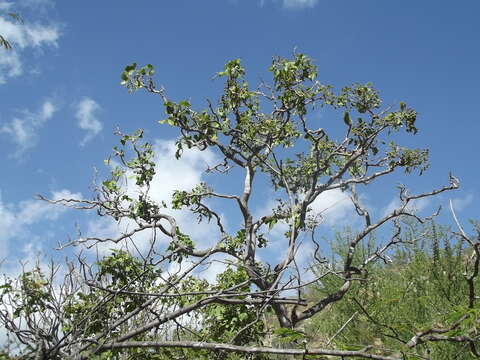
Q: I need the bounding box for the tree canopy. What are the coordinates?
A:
[2,53,478,360]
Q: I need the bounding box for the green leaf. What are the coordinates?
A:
[343,111,351,126]
[124,63,137,72]
[265,217,278,230]
[273,328,306,343]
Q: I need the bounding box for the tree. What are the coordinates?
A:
[0,53,469,359]
[307,219,480,359]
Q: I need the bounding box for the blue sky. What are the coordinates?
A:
[0,0,479,277]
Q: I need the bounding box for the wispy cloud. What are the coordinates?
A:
[0,2,60,83]
[0,19,59,48]
[382,196,431,218]
[309,189,356,226]
[0,0,54,9]
[75,97,103,146]
[0,189,81,261]
[451,193,474,212]
[17,190,81,225]
[17,0,55,9]
[259,0,319,9]
[0,50,22,79]
[0,99,56,157]
[0,1,13,10]
[281,0,319,9]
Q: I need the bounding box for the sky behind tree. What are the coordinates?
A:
[0,0,478,277]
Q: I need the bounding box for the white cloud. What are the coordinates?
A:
[75,97,103,146]
[164,254,233,285]
[18,0,54,9]
[0,99,56,157]
[18,190,81,225]
[259,0,319,9]
[256,189,356,230]
[253,189,357,273]
[0,18,59,49]
[197,256,230,284]
[86,140,222,256]
[0,0,54,10]
[163,255,229,285]
[0,8,60,83]
[0,198,17,260]
[0,189,81,263]
[41,100,55,118]
[451,193,473,212]
[149,139,217,204]
[282,0,318,9]
[382,196,431,218]
[24,23,59,47]
[0,1,13,11]
[0,50,22,83]
[309,189,355,226]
